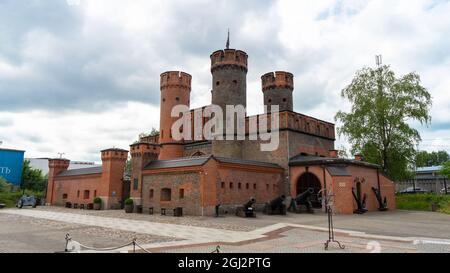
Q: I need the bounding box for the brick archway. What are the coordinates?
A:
[296,172,322,208]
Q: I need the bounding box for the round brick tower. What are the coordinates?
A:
[261,71,294,113]
[158,71,191,160]
[210,49,248,158]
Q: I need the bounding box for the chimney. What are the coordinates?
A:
[329,150,338,158]
[354,154,363,161]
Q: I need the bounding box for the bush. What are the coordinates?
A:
[124,198,133,206]
[0,178,12,193]
[93,197,102,204]
[396,193,450,214]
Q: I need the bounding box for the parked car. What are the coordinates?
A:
[16,195,37,208]
[440,187,450,194]
[398,187,430,194]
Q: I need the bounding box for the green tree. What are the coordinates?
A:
[416,150,450,167]
[21,160,47,192]
[439,161,450,179]
[335,65,432,181]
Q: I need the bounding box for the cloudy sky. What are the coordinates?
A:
[0,0,449,162]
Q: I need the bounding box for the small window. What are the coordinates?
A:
[233,80,238,84]
[161,188,171,201]
[149,189,154,199]
[230,182,233,189]
[266,184,269,190]
[94,190,97,197]
[238,183,242,189]
[246,183,249,190]
[62,194,68,199]
[253,183,257,190]
[162,98,166,102]
[133,178,139,190]
[283,98,287,102]
[77,190,80,198]
[216,81,220,86]
[179,189,185,199]
[176,97,180,102]
[83,190,90,199]
[268,99,272,103]
[221,182,225,189]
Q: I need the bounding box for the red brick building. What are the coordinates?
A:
[46,148,128,209]
[46,43,396,215]
[127,44,396,216]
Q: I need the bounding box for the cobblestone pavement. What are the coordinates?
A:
[153,228,450,253]
[1,207,450,253]
[0,213,179,253]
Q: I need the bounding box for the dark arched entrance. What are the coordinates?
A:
[297,172,322,208]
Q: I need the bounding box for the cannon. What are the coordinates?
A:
[372,187,388,211]
[263,195,287,215]
[288,188,315,214]
[16,194,37,209]
[236,198,256,218]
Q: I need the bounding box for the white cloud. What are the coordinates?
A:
[1,0,449,159]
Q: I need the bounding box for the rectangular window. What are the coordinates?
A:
[77,190,80,198]
[62,193,68,199]
[133,178,139,190]
[230,182,233,189]
[238,183,242,189]
[221,182,225,189]
[246,183,249,190]
[179,189,185,199]
[83,190,90,199]
[94,190,97,197]
[149,189,154,199]
[253,183,257,190]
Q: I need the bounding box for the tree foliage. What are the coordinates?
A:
[21,160,47,192]
[335,65,432,181]
[439,161,450,179]
[416,150,449,167]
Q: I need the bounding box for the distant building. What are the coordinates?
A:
[26,158,100,176]
[0,148,25,186]
[397,166,448,193]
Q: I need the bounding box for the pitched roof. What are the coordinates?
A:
[214,157,282,169]
[57,166,102,177]
[144,156,212,170]
[289,155,380,169]
[144,156,283,170]
[326,166,351,176]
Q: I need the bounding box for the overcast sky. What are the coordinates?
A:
[0,0,449,162]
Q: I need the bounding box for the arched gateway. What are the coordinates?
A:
[296,172,322,208]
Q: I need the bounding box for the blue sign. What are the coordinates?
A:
[0,148,25,186]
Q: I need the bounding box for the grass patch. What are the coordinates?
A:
[396,193,450,214]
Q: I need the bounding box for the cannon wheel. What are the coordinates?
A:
[17,200,23,209]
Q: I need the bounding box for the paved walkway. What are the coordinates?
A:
[2,209,450,253]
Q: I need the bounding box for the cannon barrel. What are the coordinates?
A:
[269,195,286,208]
[295,188,314,204]
[244,198,256,210]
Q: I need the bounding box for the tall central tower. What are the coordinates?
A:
[210,45,248,158]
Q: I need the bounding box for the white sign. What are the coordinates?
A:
[339,182,346,188]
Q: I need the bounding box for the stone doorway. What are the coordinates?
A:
[296,172,322,208]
